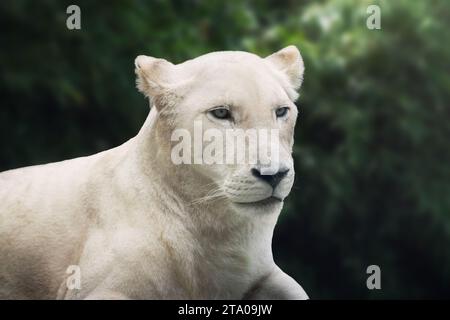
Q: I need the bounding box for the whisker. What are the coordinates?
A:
[190,186,225,206]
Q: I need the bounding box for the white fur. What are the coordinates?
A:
[0,46,308,299]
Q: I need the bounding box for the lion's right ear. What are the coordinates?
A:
[135,55,176,109]
[265,46,305,90]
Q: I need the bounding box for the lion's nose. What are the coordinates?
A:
[251,167,290,188]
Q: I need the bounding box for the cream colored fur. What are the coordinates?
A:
[0,46,308,299]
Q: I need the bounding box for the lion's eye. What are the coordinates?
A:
[275,107,289,118]
[209,107,231,120]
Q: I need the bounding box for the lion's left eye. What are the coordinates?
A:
[275,107,289,118]
[209,107,231,120]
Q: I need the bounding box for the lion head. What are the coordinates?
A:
[135,46,304,215]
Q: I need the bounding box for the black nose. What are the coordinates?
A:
[251,168,290,188]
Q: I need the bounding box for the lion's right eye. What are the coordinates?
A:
[209,107,231,120]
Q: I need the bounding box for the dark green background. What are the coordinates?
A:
[1,0,449,299]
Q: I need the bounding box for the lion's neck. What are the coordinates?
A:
[110,110,277,297]
[132,110,276,230]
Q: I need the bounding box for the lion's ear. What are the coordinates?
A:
[265,45,304,89]
[135,55,177,109]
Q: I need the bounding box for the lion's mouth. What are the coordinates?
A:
[234,196,283,207]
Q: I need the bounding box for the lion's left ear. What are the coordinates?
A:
[265,45,305,89]
[135,55,193,110]
[135,55,175,99]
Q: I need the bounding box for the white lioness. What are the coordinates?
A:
[0,46,308,299]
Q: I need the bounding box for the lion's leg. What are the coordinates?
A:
[244,266,309,300]
[82,289,132,300]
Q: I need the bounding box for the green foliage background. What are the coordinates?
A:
[1,0,449,298]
